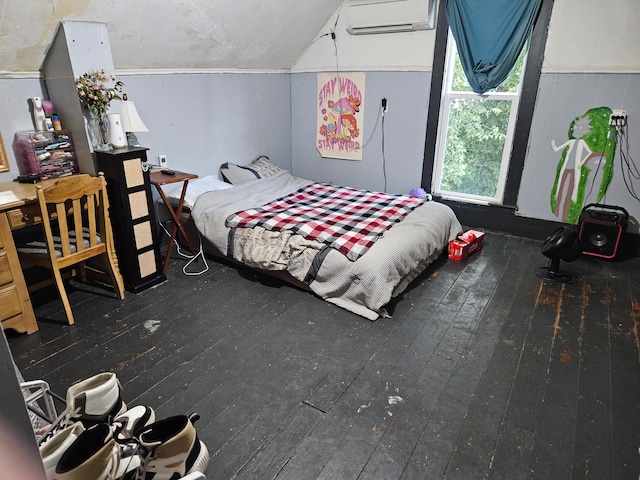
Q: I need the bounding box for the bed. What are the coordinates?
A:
[172,158,462,320]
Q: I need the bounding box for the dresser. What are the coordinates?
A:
[96,147,166,292]
[0,184,41,335]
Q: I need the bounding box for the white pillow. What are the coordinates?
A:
[219,156,283,185]
[165,175,232,210]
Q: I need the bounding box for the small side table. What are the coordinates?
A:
[149,169,199,274]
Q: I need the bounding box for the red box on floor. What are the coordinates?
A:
[448,230,485,261]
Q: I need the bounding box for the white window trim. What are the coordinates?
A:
[432,31,525,205]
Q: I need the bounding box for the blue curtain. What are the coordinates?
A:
[446,0,542,94]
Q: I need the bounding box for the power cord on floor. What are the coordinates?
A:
[155,202,209,276]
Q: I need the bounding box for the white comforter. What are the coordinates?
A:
[192,171,462,320]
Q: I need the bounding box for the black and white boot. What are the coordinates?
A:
[54,423,140,480]
[134,414,209,479]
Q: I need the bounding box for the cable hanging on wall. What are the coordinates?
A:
[307,1,345,84]
[311,2,390,191]
[617,121,640,203]
[582,117,639,218]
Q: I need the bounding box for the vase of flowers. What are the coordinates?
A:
[76,70,123,151]
[85,111,110,152]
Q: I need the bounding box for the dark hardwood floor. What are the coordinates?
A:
[7,231,640,479]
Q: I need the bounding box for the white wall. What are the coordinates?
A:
[518,0,640,231]
[0,0,343,73]
[290,0,439,194]
[543,0,640,73]
[0,72,292,185]
[293,0,438,73]
[3,0,640,231]
[291,71,431,194]
[292,0,640,231]
[517,73,640,232]
[118,72,292,176]
[0,76,47,183]
[297,0,640,75]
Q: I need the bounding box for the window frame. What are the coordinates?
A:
[431,32,524,204]
[422,0,553,210]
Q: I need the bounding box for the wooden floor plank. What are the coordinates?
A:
[7,233,640,480]
[21,270,228,390]
[607,257,640,478]
[527,268,584,479]
[131,280,308,416]
[274,260,459,479]
[571,263,613,479]
[441,237,539,479]
[486,257,573,479]
[396,235,513,479]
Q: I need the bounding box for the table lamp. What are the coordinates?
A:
[120,94,149,146]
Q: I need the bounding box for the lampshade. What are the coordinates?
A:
[120,99,149,133]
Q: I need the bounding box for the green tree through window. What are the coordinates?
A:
[434,38,526,202]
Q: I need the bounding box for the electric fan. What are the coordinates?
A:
[535,226,582,282]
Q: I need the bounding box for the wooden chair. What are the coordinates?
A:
[17,173,125,325]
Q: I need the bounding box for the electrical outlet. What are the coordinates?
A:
[609,109,627,127]
[158,155,167,167]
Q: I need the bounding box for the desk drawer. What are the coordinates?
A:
[0,284,22,321]
[7,205,42,229]
[0,252,13,286]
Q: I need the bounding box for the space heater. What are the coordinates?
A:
[578,204,628,259]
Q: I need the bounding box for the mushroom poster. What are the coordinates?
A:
[317,72,365,160]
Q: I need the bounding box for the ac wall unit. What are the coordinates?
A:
[348,0,408,5]
[347,22,431,35]
[346,0,435,35]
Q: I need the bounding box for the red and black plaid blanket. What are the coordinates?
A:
[225,183,425,261]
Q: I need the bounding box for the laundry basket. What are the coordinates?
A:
[20,379,62,440]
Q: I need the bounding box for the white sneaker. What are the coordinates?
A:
[135,414,209,480]
[113,405,156,442]
[55,423,140,480]
[46,373,128,436]
[39,422,85,480]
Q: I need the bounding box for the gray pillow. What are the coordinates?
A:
[219,156,283,185]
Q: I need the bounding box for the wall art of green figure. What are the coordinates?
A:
[550,106,617,223]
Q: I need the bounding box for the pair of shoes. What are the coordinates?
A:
[129,413,210,480]
[41,372,128,438]
[55,422,141,480]
[40,405,155,480]
[48,413,209,480]
[38,372,209,480]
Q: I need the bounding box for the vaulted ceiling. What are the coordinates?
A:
[0,0,344,73]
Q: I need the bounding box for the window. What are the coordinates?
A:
[431,32,527,205]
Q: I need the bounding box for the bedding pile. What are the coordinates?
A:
[192,169,462,320]
[225,183,425,261]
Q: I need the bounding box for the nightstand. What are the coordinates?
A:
[96,147,166,292]
[149,170,199,274]
[0,212,38,334]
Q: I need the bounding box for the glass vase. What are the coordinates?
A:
[87,111,111,152]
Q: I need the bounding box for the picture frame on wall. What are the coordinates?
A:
[0,132,9,172]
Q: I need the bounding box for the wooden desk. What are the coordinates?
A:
[0,180,59,335]
[149,170,199,274]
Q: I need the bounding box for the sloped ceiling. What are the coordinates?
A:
[0,0,343,73]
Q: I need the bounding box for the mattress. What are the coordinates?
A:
[191,170,462,320]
